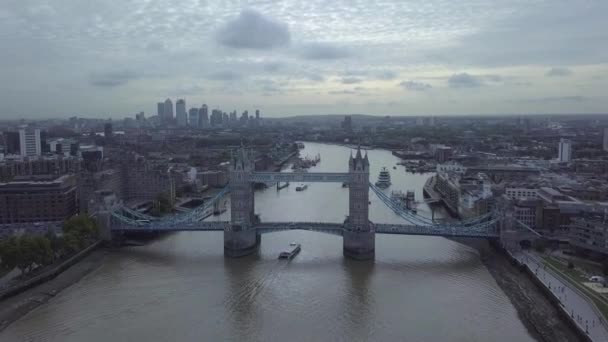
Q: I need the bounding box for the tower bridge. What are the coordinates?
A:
[105,146,528,260]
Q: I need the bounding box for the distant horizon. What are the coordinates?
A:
[1,112,608,123]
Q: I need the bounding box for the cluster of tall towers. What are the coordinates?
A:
[156,98,261,128]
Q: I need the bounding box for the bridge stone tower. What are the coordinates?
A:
[343,147,375,260]
[225,147,260,257]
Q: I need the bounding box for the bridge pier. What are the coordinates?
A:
[224,229,260,257]
[343,230,375,260]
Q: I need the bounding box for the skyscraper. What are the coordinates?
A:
[176,99,187,127]
[603,127,608,152]
[19,128,41,157]
[188,108,199,128]
[104,122,113,140]
[198,104,209,128]
[3,131,20,154]
[164,98,174,124]
[558,138,572,163]
[255,109,260,119]
[157,102,164,119]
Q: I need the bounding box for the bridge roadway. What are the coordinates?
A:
[248,172,350,183]
[110,221,500,238]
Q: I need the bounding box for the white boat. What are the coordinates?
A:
[279,243,301,259]
[295,184,308,191]
[375,167,391,188]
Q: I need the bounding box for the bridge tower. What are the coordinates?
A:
[344,147,375,260]
[225,146,260,257]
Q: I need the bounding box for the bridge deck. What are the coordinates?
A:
[111,221,499,238]
[249,172,350,183]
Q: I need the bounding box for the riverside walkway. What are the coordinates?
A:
[513,250,608,342]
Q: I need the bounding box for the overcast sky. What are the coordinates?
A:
[1,0,607,119]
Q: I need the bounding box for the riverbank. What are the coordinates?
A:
[0,249,108,332]
[458,238,583,342]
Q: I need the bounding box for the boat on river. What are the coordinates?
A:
[375,167,392,188]
[279,242,301,259]
[296,184,308,191]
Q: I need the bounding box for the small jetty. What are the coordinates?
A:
[279,243,301,259]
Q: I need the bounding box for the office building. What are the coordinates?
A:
[188,108,199,127]
[3,131,20,154]
[104,122,113,139]
[198,105,209,128]
[558,138,572,163]
[342,115,353,132]
[0,174,78,224]
[163,98,174,123]
[157,102,164,120]
[176,99,187,127]
[211,109,223,127]
[19,128,41,157]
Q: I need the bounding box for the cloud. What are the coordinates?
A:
[215,9,290,50]
[89,70,140,87]
[519,96,588,103]
[448,73,483,88]
[145,41,166,52]
[341,77,362,84]
[399,81,432,91]
[304,73,325,82]
[328,90,357,95]
[300,43,351,60]
[263,62,283,72]
[376,70,398,80]
[546,67,573,77]
[207,70,242,81]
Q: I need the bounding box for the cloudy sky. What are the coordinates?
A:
[1,0,607,118]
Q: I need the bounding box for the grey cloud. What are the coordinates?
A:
[431,3,608,67]
[376,70,398,80]
[305,73,325,82]
[216,9,290,50]
[300,43,351,60]
[520,96,588,103]
[546,67,573,77]
[263,62,283,72]
[341,77,363,84]
[400,81,432,91]
[145,41,166,52]
[207,70,242,81]
[328,90,357,95]
[89,70,140,87]
[448,73,483,88]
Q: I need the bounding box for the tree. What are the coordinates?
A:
[153,192,172,216]
[32,236,53,267]
[16,236,37,273]
[0,237,19,271]
[63,215,99,241]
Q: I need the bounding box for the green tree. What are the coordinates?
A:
[0,237,19,271]
[16,235,37,273]
[63,215,99,241]
[32,236,53,267]
[153,192,172,216]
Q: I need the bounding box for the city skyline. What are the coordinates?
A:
[1,1,607,119]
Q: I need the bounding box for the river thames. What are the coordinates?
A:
[0,142,534,341]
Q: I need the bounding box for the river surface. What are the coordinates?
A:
[1,142,534,342]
